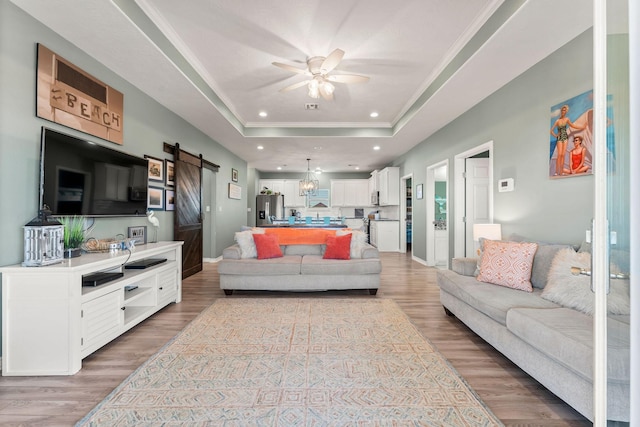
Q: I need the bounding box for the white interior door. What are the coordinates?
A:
[464,157,491,257]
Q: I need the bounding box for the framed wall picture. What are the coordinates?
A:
[549,89,595,178]
[165,189,175,211]
[228,183,242,200]
[416,184,423,200]
[165,159,175,186]
[232,168,238,182]
[148,186,164,210]
[146,156,164,182]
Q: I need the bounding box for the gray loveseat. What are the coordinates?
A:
[437,243,630,423]
[219,242,381,295]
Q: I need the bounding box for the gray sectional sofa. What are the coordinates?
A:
[437,247,630,423]
[219,242,381,295]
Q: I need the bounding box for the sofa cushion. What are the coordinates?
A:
[301,255,381,275]
[451,257,479,277]
[438,270,559,325]
[336,229,368,259]
[218,255,302,275]
[507,307,630,383]
[234,228,265,258]
[541,248,630,315]
[323,234,352,260]
[476,240,538,292]
[284,244,324,256]
[253,233,284,259]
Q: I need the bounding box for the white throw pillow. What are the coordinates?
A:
[336,229,367,258]
[542,248,630,315]
[234,228,265,259]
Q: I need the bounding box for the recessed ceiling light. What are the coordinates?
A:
[259,111,268,118]
[355,166,360,170]
[370,112,379,118]
[277,166,282,170]
[257,145,264,150]
[373,146,381,151]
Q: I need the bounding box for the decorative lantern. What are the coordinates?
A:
[22,209,64,267]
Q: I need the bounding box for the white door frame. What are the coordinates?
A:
[454,141,494,258]
[400,173,413,256]
[426,160,448,267]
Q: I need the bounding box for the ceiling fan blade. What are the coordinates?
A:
[272,62,308,75]
[280,80,310,92]
[327,74,370,84]
[320,48,344,74]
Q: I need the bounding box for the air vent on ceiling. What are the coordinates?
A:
[305,103,319,110]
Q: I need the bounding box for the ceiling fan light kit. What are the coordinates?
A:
[273,48,369,101]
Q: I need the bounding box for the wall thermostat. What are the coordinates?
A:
[498,178,514,192]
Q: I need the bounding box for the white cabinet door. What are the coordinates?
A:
[259,180,284,195]
[81,289,123,356]
[373,221,399,252]
[378,167,400,206]
[331,181,346,206]
[283,180,306,207]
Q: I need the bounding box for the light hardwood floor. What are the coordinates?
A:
[0,252,590,426]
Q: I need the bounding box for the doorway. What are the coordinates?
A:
[426,161,449,268]
[400,174,413,256]
[454,141,494,258]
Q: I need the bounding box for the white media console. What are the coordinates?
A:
[1,241,183,376]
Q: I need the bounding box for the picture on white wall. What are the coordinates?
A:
[548,90,594,178]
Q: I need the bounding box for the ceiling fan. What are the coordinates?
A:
[273,48,369,101]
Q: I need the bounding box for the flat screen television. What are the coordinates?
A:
[39,127,148,217]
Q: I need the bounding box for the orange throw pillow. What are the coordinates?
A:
[323,233,352,260]
[252,233,283,259]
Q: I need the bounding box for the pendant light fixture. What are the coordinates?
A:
[299,158,319,196]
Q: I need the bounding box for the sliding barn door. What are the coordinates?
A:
[174,147,203,279]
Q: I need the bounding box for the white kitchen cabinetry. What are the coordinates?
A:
[258,179,284,195]
[331,180,370,207]
[1,242,183,376]
[378,167,400,206]
[370,220,400,252]
[369,170,379,193]
[283,180,306,207]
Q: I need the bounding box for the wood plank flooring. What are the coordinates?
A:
[0,252,591,426]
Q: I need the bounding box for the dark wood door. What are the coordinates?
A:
[174,148,203,279]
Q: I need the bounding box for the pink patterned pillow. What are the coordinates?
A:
[476,240,538,292]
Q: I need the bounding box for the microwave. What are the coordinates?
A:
[371,191,379,205]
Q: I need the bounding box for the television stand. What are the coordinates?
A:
[1,241,183,376]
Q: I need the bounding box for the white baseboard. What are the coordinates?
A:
[203,257,222,263]
[412,256,427,266]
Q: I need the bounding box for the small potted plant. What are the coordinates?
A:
[58,216,89,258]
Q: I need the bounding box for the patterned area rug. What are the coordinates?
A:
[77,298,502,426]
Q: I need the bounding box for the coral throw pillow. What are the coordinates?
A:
[252,233,283,259]
[323,233,352,260]
[476,240,538,292]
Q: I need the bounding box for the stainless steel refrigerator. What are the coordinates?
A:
[256,194,284,225]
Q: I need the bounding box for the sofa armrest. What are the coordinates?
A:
[451,257,478,276]
[222,244,242,260]
[361,245,380,259]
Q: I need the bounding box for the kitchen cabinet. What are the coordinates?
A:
[369,170,379,193]
[331,179,370,207]
[283,180,306,207]
[370,220,399,252]
[378,167,400,206]
[258,179,284,195]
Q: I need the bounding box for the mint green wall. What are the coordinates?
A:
[0,1,247,269]
[392,30,596,261]
[0,2,248,353]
